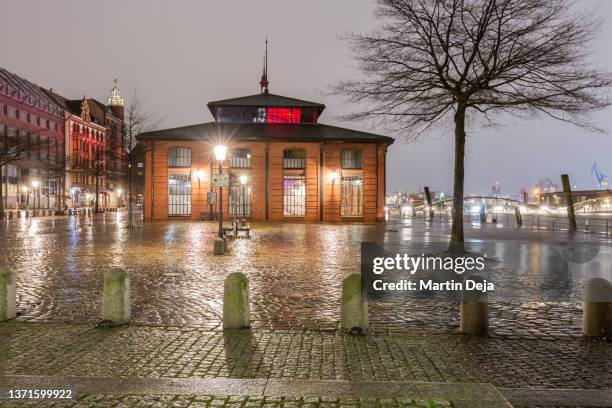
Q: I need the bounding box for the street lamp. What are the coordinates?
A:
[20,185,28,211]
[214,145,227,238]
[31,180,40,216]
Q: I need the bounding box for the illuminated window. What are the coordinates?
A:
[341,149,363,169]
[283,175,306,216]
[168,147,191,168]
[268,108,301,123]
[341,176,363,216]
[229,184,251,216]
[283,149,305,169]
[168,174,191,216]
[230,148,251,168]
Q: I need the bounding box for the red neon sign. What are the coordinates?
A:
[267,108,301,123]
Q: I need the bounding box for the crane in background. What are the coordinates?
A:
[591,162,608,190]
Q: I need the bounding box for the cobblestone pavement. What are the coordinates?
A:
[0,324,609,390]
[0,214,611,337]
[1,394,451,408]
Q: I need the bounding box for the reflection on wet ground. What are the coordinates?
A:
[0,213,610,337]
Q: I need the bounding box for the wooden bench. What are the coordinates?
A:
[237,224,251,238]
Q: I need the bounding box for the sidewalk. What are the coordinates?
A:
[0,322,609,407]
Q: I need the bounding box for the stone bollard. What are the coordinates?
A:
[0,267,16,322]
[102,268,131,325]
[341,273,368,332]
[460,276,489,335]
[582,278,612,337]
[213,238,224,255]
[223,272,250,329]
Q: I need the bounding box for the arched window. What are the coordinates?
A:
[283,149,305,169]
[168,147,192,168]
[341,149,363,169]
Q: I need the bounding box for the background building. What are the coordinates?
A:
[46,81,126,209]
[0,68,66,211]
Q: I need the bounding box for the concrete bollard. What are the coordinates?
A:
[223,272,250,329]
[460,276,489,335]
[0,267,17,322]
[213,238,224,255]
[341,273,368,331]
[582,278,612,337]
[102,268,131,325]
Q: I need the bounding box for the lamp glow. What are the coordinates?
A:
[329,172,340,182]
[214,145,227,161]
[195,170,205,181]
[239,175,248,185]
[31,180,39,188]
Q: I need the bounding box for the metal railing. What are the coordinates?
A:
[405,210,612,236]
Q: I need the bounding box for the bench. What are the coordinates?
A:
[221,220,251,239]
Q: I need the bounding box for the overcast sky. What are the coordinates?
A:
[2,0,611,196]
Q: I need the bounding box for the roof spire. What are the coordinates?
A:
[108,78,124,107]
[259,38,269,95]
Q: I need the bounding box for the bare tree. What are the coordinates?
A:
[337,0,611,250]
[124,91,159,228]
[0,126,55,218]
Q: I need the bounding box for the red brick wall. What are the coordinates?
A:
[144,139,388,222]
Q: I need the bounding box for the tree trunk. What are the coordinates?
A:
[127,161,135,228]
[449,103,467,252]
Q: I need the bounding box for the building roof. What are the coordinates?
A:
[138,122,394,144]
[0,67,65,117]
[43,89,118,125]
[207,93,325,117]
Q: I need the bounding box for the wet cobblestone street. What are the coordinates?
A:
[0,323,608,389]
[0,213,611,338]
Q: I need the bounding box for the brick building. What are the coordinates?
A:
[0,67,127,213]
[138,86,393,222]
[46,81,126,209]
[0,68,66,211]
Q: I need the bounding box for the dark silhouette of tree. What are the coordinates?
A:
[0,126,56,218]
[124,91,159,227]
[337,0,611,250]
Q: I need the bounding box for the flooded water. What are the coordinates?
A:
[0,212,610,336]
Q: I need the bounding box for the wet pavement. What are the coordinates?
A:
[0,323,609,390]
[0,213,611,337]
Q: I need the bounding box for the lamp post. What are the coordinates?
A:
[19,185,27,211]
[31,180,40,217]
[214,145,227,239]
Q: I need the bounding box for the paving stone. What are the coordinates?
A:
[1,216,607,338]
